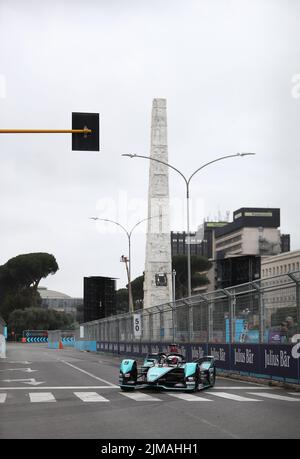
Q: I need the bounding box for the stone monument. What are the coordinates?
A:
[143,99,173,309]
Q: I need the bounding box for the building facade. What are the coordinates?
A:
[83,276,116,323]
[38,287,82,318]
[261,251,300,334]
[211,208,290,290]
[261,250,300,279]
[171,221,228,259]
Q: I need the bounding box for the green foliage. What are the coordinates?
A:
[0,252,59,321]
[0,289,41,321]
[131,275,144,303]
[4,253,58,290]
[8,307,74,335]
[116,275,144,313]
[116,288,129,314]
[75,303,84,324]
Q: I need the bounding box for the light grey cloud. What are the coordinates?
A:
[0,0,299,296]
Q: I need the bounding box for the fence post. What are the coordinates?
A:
[196,294,210,343]
[189,301,193,343]
[252,283,264,343]
[168,303,175,343]
[184,300,193,344]
[159,306,164,342]
[208,301,213,343]
[172,307,177,343]
[223,289,235,344]
[149,312,152,344]
[117,318,120,354]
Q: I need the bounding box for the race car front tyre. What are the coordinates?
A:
[120,386,135,392]
[208,371,216,387]
[193,366,200,392]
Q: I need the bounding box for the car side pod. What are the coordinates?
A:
[119,359,137,391]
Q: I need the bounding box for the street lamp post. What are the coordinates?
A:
[122,152,255,298]
[90,216,156,313]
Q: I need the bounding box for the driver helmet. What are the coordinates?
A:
[167,355,180,366]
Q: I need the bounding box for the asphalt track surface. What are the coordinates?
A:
[0,343,299,439]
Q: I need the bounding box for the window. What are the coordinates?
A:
[215,234,242,249]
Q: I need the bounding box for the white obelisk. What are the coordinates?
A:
[143,99,172,309]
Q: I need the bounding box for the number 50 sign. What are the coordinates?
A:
[133,314,142,338]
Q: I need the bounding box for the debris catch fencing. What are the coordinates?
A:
[78,271,300,346]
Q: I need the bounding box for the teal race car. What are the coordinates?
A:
[119,352,216,392]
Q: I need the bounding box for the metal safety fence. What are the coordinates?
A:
[78,271,300,346]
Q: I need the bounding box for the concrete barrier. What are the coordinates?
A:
[74,340,97,352]
[48,330,75,349]
[95,340,300,385]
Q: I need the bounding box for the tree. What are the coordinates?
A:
[4,253,58,291]
[131,275,144,309]
[172,255,212,299]
[0,289,41,321]
[8,307,74,336]
[0,252,59,321]
[115,275,144,314]
[75,303,84,324]
[115,288,129,314]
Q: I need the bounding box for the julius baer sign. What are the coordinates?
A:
[206,342,300,381]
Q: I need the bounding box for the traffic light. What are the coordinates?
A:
[72,112,99,151]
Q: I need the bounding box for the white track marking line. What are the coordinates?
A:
[29,392,56,403]
[218,376,268,387]
[168,393,212,401]
[214,386,276,390]
[248,392,300,402]
[0,386,118,390]
[210,392,261,401]
[0,393,7,403]
[120,392,162,402]
[74,392,109,402]
[60,360,118,387]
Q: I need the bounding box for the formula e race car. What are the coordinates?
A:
[119,352,216,392]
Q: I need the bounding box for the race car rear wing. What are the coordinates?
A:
[193,355,215,364]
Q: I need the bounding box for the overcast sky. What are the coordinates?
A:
[0,0,299,297]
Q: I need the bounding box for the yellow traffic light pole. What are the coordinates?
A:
[0,128,91,134]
